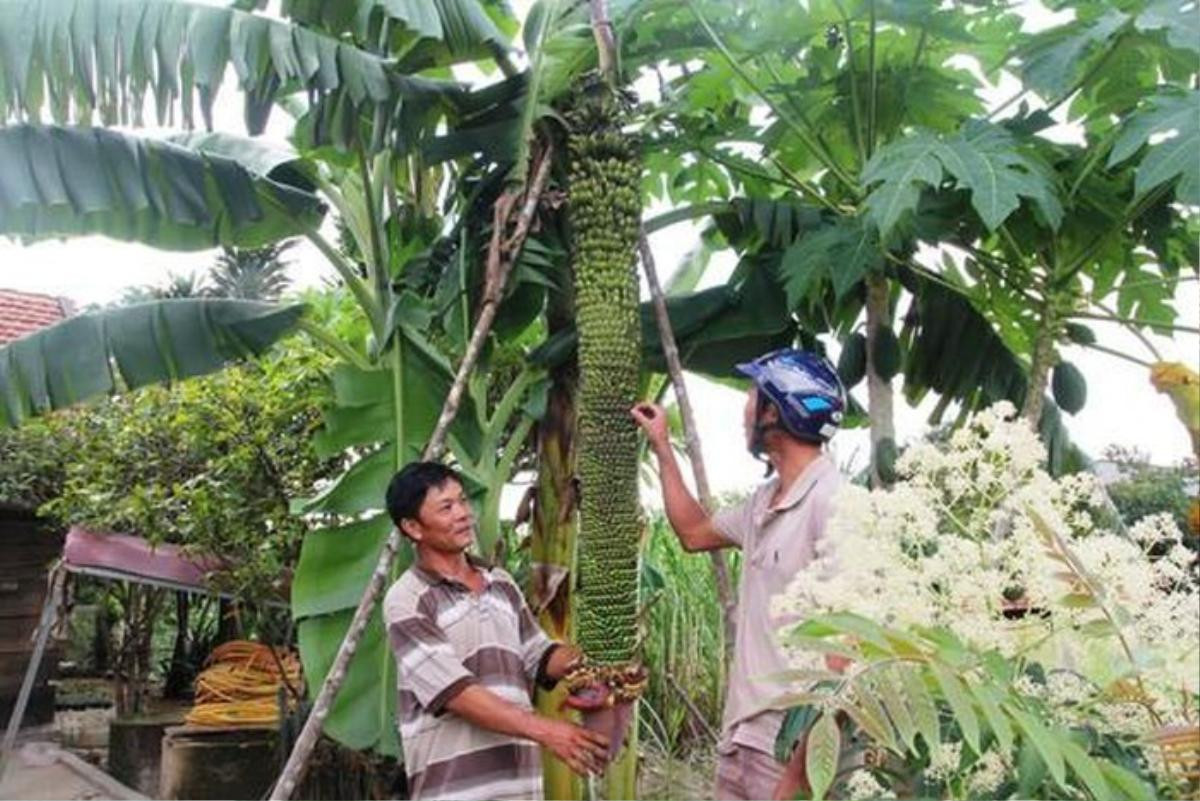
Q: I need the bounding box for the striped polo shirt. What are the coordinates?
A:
[383,556,557,801]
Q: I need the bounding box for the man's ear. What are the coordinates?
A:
[400,518,423,543]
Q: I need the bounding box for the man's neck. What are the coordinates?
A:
[417,547,475,583]
[767,440,823,494]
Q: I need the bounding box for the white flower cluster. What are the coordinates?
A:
[843,769,895,799]
[966,747,1012,795]
[925,741,963,783]
[774,402,1200,738]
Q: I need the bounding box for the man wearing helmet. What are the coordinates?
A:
[631,348,845,801]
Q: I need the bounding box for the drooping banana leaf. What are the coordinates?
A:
[0,299,306,427]
[903,275,1084,474]
[0,0,426,135]
[0,125,325,249]
[283,0,515,74]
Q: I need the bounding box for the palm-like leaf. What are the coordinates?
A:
[0,124,324,249]
[210,240,297,301]
[0,298,306,427]
[0,0,454,135]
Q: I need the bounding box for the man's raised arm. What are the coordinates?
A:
[631,403,733,552]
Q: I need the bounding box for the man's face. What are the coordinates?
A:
[401,479,475,553]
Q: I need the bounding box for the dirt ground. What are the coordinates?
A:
[638,743,717,800]
[0,739,142,801]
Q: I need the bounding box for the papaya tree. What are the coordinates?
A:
[617,0,1196,481]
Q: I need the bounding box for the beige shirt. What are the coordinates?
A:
[712,455,841,756]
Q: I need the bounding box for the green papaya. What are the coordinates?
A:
[837,332,868,388]
[1064,323,1096,346]
[1052,360,1087,414]
[871,325,902,382]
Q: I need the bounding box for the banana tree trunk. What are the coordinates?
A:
[865,274,896,487]
[530,354,581,800]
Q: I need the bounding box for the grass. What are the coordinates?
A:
[638,514,739,759]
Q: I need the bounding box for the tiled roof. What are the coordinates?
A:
[0,289,74,345]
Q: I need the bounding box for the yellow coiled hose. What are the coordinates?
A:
[185,640,301,727]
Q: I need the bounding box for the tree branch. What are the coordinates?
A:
[428,145,554,461]
[589,0,618,82]
[1079,341,1155,369]
[644,201,730,234]
[638,231,736,660]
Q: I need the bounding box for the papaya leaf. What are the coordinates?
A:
[1135,0,1200,54]
[862,121,1063,237]
[778,217,883,307]
[861,131,943,237]
[1107,89,1199,205]
[1015,9,1130,99]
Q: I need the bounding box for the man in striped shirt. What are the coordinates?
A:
[383,461,609,801]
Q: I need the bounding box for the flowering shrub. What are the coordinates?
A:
[771,403,1199,800]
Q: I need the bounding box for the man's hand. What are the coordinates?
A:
[631,403,669,450]
[534,718,610,777]
[544,644,585,683]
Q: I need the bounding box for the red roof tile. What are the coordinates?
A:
[0,289,73,345]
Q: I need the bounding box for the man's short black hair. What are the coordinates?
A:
[385,461,463,528]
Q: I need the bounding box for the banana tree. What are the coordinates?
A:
[0,0,565,781]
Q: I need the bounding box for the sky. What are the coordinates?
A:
[1,1,1197,499]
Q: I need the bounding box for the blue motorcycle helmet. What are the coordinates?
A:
[735,348,846,453]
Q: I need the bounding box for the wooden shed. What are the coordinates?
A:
[0,505,63,728]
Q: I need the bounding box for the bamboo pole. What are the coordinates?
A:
[637,232,736,658]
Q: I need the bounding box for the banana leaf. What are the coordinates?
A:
[0,298,306,427]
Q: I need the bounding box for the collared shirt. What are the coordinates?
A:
[711,455,841,756]
[382,557,557,801]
